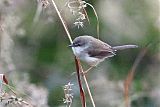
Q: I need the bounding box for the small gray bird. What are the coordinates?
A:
[69,35,138,66]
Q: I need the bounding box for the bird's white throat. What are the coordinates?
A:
[72,47,86,58]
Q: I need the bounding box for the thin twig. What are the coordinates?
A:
[124,47,148,107]
[3,83,17,95]
[79,65,96,107]
[75,57,86,107]
[51,1,96,107]
[86,3,99,39]
[51,0,73,44]
[51,1,87,107]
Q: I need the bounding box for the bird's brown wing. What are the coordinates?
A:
[88,48,115,59]
[87,38,115,59]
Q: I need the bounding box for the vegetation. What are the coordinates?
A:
[0,0,159,107]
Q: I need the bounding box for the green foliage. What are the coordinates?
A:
[1,0,159,106]
[48,87,64,107]
[131,96,158,107]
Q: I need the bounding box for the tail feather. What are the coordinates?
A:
[112,45,138,51]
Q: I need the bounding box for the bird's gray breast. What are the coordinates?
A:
[72,47,87,58]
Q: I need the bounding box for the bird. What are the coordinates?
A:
[69,35,138,67]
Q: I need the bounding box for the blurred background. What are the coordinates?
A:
[0,0,159,107]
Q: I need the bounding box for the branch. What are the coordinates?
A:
[51,0,73,44]
[124,47,148,107]
[51,1,86,107]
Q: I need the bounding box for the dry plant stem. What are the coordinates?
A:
[77,0,90,24]
[86,3,99,38]
[84,66,94,74]
[2,83,33,107]
[51,0,73,44]
[51,1,86,107]
[75,57,86,107]
[124,47,148,107]
[80,65,96,107]
[51,1,96,107]
[3,83,17,95]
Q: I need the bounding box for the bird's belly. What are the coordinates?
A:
[72,47,102,66]
[80,55,102,66]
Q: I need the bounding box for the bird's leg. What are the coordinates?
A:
[82,62,99,75]
[80,66,94,76]
[71,65,94,76]
[71,65,95,76]
[83,66,95,74]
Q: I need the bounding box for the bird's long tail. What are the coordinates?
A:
[112,45,138,51]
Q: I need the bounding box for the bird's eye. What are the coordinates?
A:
[73,43,81,47]
[77,43,81,46]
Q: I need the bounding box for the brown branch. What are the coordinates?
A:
[51,1,97,106]
[81,70,96,107]
[75,57,86,107]
[51,1,86,107]
[124,47,148,107]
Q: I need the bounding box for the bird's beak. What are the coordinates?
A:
[68,44,73,47]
